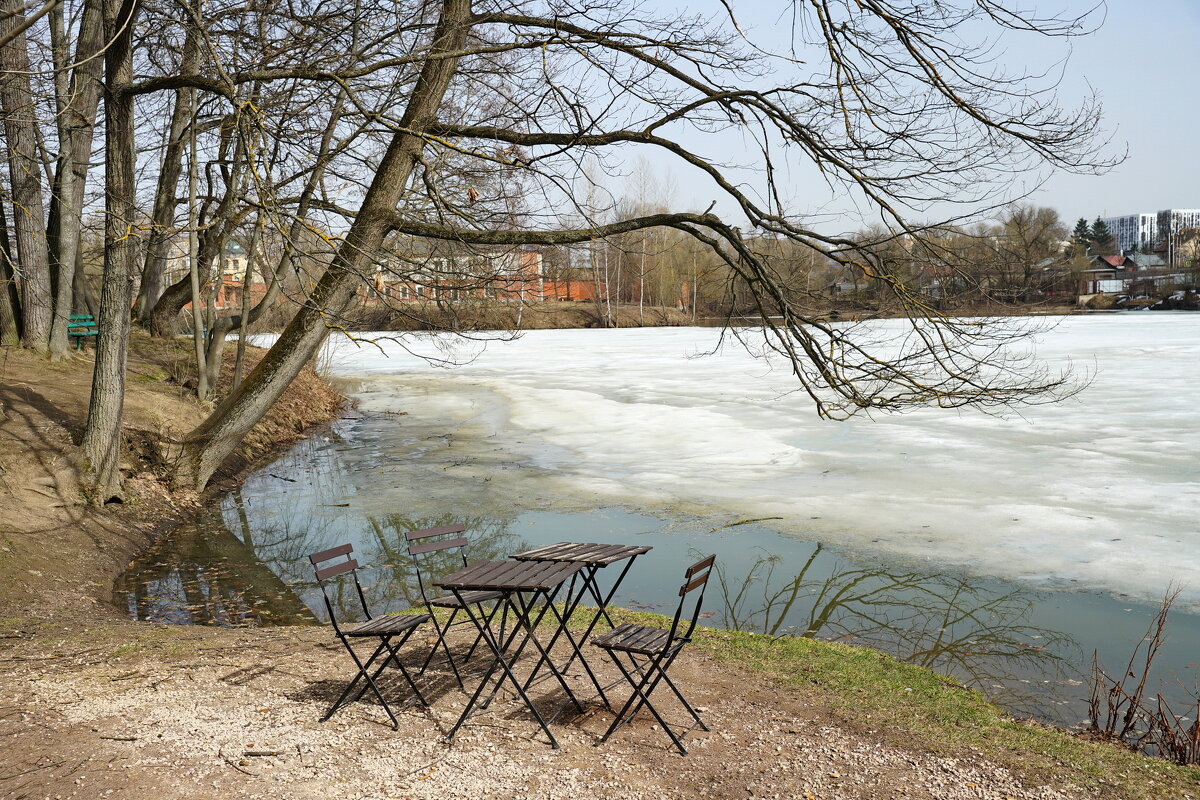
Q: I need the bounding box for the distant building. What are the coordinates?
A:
[1078,252,1185,295]
[1102,209,1200,261]
[218,241,251,280]
[1101,213,1157,253]
[368,247,618,305]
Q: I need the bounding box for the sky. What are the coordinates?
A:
[631,0,1200,232]
[1034,0,1200,222]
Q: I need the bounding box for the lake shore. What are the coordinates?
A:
[1,333,1197,799]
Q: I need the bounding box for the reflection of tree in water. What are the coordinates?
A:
[709,545,1082,718]
[113,514,317,627]
[242,506,532,624]
[352,513,532,614]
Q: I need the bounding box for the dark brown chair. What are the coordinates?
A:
[308,544,430,729]
[591,554,715,754]
[404,524,506,689]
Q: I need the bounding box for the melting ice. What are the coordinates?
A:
[305,313,1200,608]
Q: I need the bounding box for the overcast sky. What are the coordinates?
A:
[632,0,1199,232]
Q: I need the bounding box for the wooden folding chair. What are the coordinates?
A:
[404,524,507,689]
[591,554,716,754]
[308,544,431,729]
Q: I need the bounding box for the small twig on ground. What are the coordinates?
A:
[218,747,257,776]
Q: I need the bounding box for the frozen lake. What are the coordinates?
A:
[325,313,1200,611]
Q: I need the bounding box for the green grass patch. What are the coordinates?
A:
[597,607,1198,799]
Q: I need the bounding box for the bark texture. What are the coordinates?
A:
[0,0,51,353]
[46,0,106,359]
[80,0,139,500]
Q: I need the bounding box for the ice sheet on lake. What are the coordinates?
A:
[290,314,1199,607]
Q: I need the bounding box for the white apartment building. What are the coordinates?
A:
[1102,209,1200,259]
[1102,213,1157,253]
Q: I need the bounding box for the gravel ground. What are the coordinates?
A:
[0,625,1094,800]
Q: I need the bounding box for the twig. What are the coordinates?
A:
[218,747,256,776]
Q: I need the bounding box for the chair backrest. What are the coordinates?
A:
[666,554,716,646]
[404,524,469,605]
[308,543,371,632]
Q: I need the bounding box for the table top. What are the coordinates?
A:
[510,542,653,566]
[435,559,586,591]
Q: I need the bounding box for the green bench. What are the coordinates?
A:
[68,314,99,350]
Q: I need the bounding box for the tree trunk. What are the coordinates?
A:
[174,0,473,490]
[135,33,198,323]
[0,0,51,353]
[72,245,98,316]
[0,198,20,345]
[46,0,105,359]
[80,0,139,501]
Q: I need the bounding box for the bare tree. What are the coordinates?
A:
[0,0,1114,492]
[158,0,1114,489]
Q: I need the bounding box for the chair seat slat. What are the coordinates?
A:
[344,613,429,636]
[429,589,502,608]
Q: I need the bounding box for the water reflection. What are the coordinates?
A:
[708,546,1080,718]
[113,512,317,627]
[115,504,533,628]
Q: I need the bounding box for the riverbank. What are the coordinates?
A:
[0,335,1197,799]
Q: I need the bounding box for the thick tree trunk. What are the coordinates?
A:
[135,33,198,323]
[46,0,105,359]
[174,0,473,490]
[0,0,52,353]
[80,0,139,501]
[0,198,20,345]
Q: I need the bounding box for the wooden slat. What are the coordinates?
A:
[679,571,711,597]
[404,524,467,541]
[345,613,428,636]
[686,554,716,577]
[436,559,584,591]
[308,543,353,565]
[315,558,358,581]
[510,542,573,560]
[408,536,468,555]
[488,560,534,589]
[511,541,654,565]
[436,559,503,589]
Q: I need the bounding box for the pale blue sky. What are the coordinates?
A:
[1036,0,1200,221]
[629,1,1199,231]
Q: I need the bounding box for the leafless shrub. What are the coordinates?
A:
[1087,586,1199,766]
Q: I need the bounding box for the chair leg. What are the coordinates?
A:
[462,599,503,665]
[597,646,699,755]
[375,629,431,707]
[447,593,562,749]
[324,637,401,729]
[417,607,466,689]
